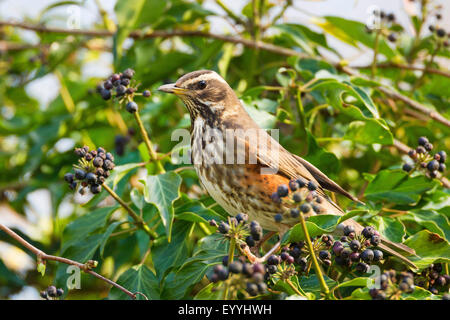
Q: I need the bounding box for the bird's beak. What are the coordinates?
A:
[157,83,187,95]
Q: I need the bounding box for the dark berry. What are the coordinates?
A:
[293,193,302,202]
[56,288,64,297]
[319,250,331,260]
[253,263,265,274]
[121,78,130,86]
[85,172,97,184]
[350,252,360,262]
[360,249,374,262]
[257,282,268,294]
[343,225,355,236]
[85,153,93,161]
[408,149,417,159]
[373,249,383,262]
[387,33,397,42]
[274,213,283,223]
[222,256,229,266]
[427,160,439,171]
[362,226,376,238]
[242,263,253,277]
[312,205,322,214]
[218,221,230,234]
[104,80,113,90]
[424,142,433,151]
[289,179,299,191]
[64,173,74,183]
[280,252,290,261]
[290,208,299,218]
[387,13,395,21]
[116,85,126,96]
[246,282,259,296]
[235,213,248,224]
[416,146,426,154]
[103,159,115,170]
[437,28,446,37]
[300,203,310,213]
[429,170,438,178]
[307,181,317,191]
[126,101,138,113]
[100,89,111,100]
[267,264,277,274]
[93,157,103,168]
[122,68,135,79]
[437,151,447,163]
[356,262,369,273]
[143,90,151,98]
[270,192,281,204]
[296,178,306,188]
[245,236,255,247]
[228,261,243,274]
[217,268,229,280]
[277,184,289,197]
[418,136,429,146]
[370,235,380,246]
[349,240,361,252]
[111,74,120,82]
[47,286,57,297]
[267,255,280,265]
[91,184,102,194]
[402,163,412,172]
[74,169,86,180]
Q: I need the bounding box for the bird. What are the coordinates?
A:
[158,69,417,269]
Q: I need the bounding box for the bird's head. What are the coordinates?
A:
[158,70,242,123]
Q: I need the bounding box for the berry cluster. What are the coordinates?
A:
[318,226,384,273]
[365,9,399,43]
[40,285,64,300]
[402,136,446,178]
[270,179,326,223]
[210,259,268,297]
[369,264,449,300]
[64,146,115,195]
[428,24,449,47]
[96,68,151,113]
[416,263,449,295]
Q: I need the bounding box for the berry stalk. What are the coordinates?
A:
[102,183,157,239]
[133,111,165,174]
[298,211,330,297]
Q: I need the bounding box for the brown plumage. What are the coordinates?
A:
[158,70,417,269]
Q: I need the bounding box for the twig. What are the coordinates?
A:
[0,223,137,299]
[102,183,158,239]
[339,65,450,128]
[353,63,450,78]
[2,20,448,128]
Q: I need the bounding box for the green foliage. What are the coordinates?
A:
[0,0,448,301]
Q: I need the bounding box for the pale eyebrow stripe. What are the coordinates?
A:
[180,73,227,87]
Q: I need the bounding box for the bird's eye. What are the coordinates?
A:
[197,80,207,90]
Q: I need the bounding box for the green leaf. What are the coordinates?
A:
[151,221,193,279]
[109,163,142,188]
[365,170,439,205]
[288,214,341,242]
[344,120,393,145]
[370,216,406,243]
[109,264,160,300]
[142,172,182,241]
[404,230,450,269]
[61,206,118,252]
[400,209,450,241]
[304,131,340,175]
[114,0,146,58]
[194,283,222,300]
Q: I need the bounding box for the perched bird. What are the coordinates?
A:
[159,70,416,269]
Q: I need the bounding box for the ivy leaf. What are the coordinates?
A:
[288,214,341,242]
[404,230,450,269]
[344,120,393,145]
[364,170,439,205]
[109,264,160,300]
[142,172,182,241]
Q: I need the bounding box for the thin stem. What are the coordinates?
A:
[223,236,236,300]
[102,183,157,239]
[0,223,136,299]
[298,212,330,296]
[286,278,306,298]
[371,29,381,78]
[133,112,165,173]
[295,90,307,133]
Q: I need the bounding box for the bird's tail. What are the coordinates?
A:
[340,219,418,270]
